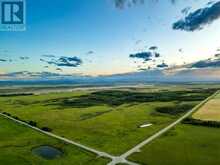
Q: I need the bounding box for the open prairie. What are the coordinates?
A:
[0,85,215,156]
[128,89,220,165]
[0,116,109,165]
[128,124,220,165]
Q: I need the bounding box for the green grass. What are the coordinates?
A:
[0,116,109,165]
[128,124,220,165]
[213,92,220,99]
[128,91,220,165]
[0,88,213,155]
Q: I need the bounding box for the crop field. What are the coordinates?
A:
[0,116,109,165]
[128,90,220,165]
[128,124,220,165]
[0,86,215,156]
[193,92,220,121]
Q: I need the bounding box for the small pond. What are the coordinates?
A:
[32,146,63,160]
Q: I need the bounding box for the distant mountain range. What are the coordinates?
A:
[1,57,220,85]
[1,68,220,86]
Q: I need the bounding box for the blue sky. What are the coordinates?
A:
[1,0,220,76]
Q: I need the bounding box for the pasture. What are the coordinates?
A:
[0,116,109,165]
[128,90,220,165]
[128,124,220,165]
[0,87,214,155]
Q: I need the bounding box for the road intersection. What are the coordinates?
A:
[0,91,217,165]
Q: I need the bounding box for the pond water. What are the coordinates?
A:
[32,146,63,160]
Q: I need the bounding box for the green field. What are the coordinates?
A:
[0,87,214,155]
[128,124,220,165]
[128,90,220,165]
[0,116,109,165]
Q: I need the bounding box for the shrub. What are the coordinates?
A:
[2,112,11,116]
[28,121,37,127]
[0,93,33,97]
[182,118,220,128]
[13,116,20,120]
[41,127,52,132]
[155,104,194,115]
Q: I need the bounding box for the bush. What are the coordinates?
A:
[2,112,11,116]
[13,116,20,120]
[41,127,52,132]
[155,104,194,115]
[0,93,33,97]
[28,121,37,127]
[11,116,26,123]
[182,118,220,128]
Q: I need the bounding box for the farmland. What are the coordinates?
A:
[128,124,220,165]
[193,92,220,121]
[0,85,215,155]
[0,115,109,165]
[0,85,219,165]
[128,89,220,165]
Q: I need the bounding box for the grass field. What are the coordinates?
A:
[193,92,220,121]
[128,90,220,165]
[128,124,220,165]
[0,116,109,165]
[0,87,214,155]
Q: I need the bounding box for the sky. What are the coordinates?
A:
[1,0,220,77]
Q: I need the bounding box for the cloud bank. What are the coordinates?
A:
[164,56,220,76]
[173,1,220,31]
[191,58,220,68]
[0,71,63,80]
